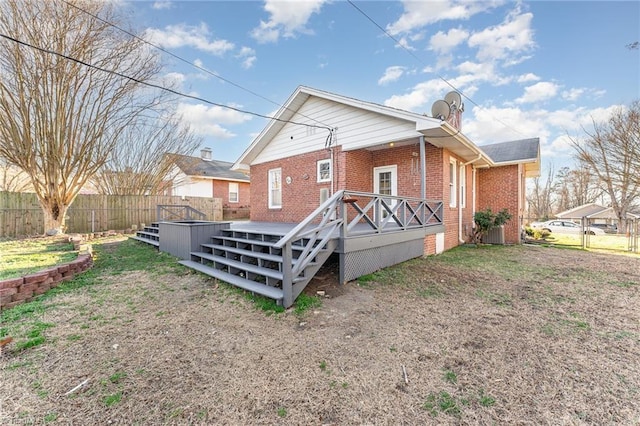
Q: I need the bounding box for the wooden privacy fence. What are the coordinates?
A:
[0,192,223,238]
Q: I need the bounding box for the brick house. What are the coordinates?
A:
[233,86,539,255]
[170,148,250,210]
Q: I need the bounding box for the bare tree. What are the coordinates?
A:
[93,111,201,195]
[0,0,162,233]
[554,165,604,212]
[526,166,555,222]
[0,156,32,192]
[571,101,640,231]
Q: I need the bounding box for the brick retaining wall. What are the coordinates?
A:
[0,254,93,310]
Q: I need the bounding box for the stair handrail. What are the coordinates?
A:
[274,190,345,307]
[156,205,207,222]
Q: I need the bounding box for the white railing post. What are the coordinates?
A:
[282,242,293,308]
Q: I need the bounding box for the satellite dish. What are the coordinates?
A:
[444,91,462,108]
[431,100,450,120]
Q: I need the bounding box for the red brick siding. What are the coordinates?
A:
[249,144,486,253]
[337,148,371,192]
[424,234,436,255]
[250,150,333,222]
[477,165,521,244]
[213,179,250,207]
[372,145,422,198]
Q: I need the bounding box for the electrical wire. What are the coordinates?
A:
[61,0,333,130]
[0,32,333,134]
[346,0,526,138]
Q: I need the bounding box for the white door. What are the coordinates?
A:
[373,165,397,219]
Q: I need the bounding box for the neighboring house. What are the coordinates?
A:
[170,148,250,207]
[233,85,540,255]
[556,203,640,232]
[555,203,609,220]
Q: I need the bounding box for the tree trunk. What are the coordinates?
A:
[41,199,70,235]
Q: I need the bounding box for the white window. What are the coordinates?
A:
[317,159,332,183]
[268,168,282,209]
[459,164,466,208]
[228,182,239,203]
[449,158,457,207]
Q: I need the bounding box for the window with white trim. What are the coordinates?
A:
[268,168,282,209]
[449,158,457,207]
[459,164,466,208]
[317,159,332,183]
[228,182,239,203]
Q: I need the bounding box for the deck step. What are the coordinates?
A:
[214,235,313,251]
[190,252,287,281]
[129,235,160,247]
[201,243,321,266]
[179,260,284,301]
[201,244,282,262]
[137,230,159,237]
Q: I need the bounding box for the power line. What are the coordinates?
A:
[0,32,333,134]
[61,0,332,130]
[346,0,526,138]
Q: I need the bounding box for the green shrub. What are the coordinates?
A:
[472,208,512,244]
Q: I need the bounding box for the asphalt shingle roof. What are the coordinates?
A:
[480,138,539,164]
[172,154,250,182]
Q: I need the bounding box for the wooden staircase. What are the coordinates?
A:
[130,223,160,247]
[179,228,338,306]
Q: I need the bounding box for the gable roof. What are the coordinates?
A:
[479,138,541,177]
[480,138,539,163]
[586,207,640,220]
[232,85,540,176]
[556,203,608,219]
[172,154,250,182]
[556,203,640,220]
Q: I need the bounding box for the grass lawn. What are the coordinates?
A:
[534,232,637,253]
[1,238,639,424]
[0,237,77,280]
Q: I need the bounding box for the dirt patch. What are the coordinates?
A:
[1,244,639,425]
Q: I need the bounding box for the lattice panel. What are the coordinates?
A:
[342,239,424,282]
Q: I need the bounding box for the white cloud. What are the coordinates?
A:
[378,66,406,86]
[384,79,452,112]
[176,103,253,139]
[251,0,328,43]
[152,1,172,10]
[237,47,257,69]
[429,27,469,54]
[517,73,540,83]
[516,81,560,104]
[144,23,234,55]
[387,0,504,35]
[467,9,535,64]
[162,72,186,88]
[464,105,551,149]
[463,103,625,166]
[562,88,585,102]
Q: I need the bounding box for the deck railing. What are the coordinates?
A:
[156,205,207,222]
[340,190,443,236]
[274,190,444,306]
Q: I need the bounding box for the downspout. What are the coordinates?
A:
[459,154,482,244]
[419,135,426,199]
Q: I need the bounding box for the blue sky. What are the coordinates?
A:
[125,0,640,172]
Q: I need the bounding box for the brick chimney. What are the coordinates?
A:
[200,148,212,160]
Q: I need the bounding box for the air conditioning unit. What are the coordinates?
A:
[483,225,505,245]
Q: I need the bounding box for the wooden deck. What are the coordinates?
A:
[132,191,444,308]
